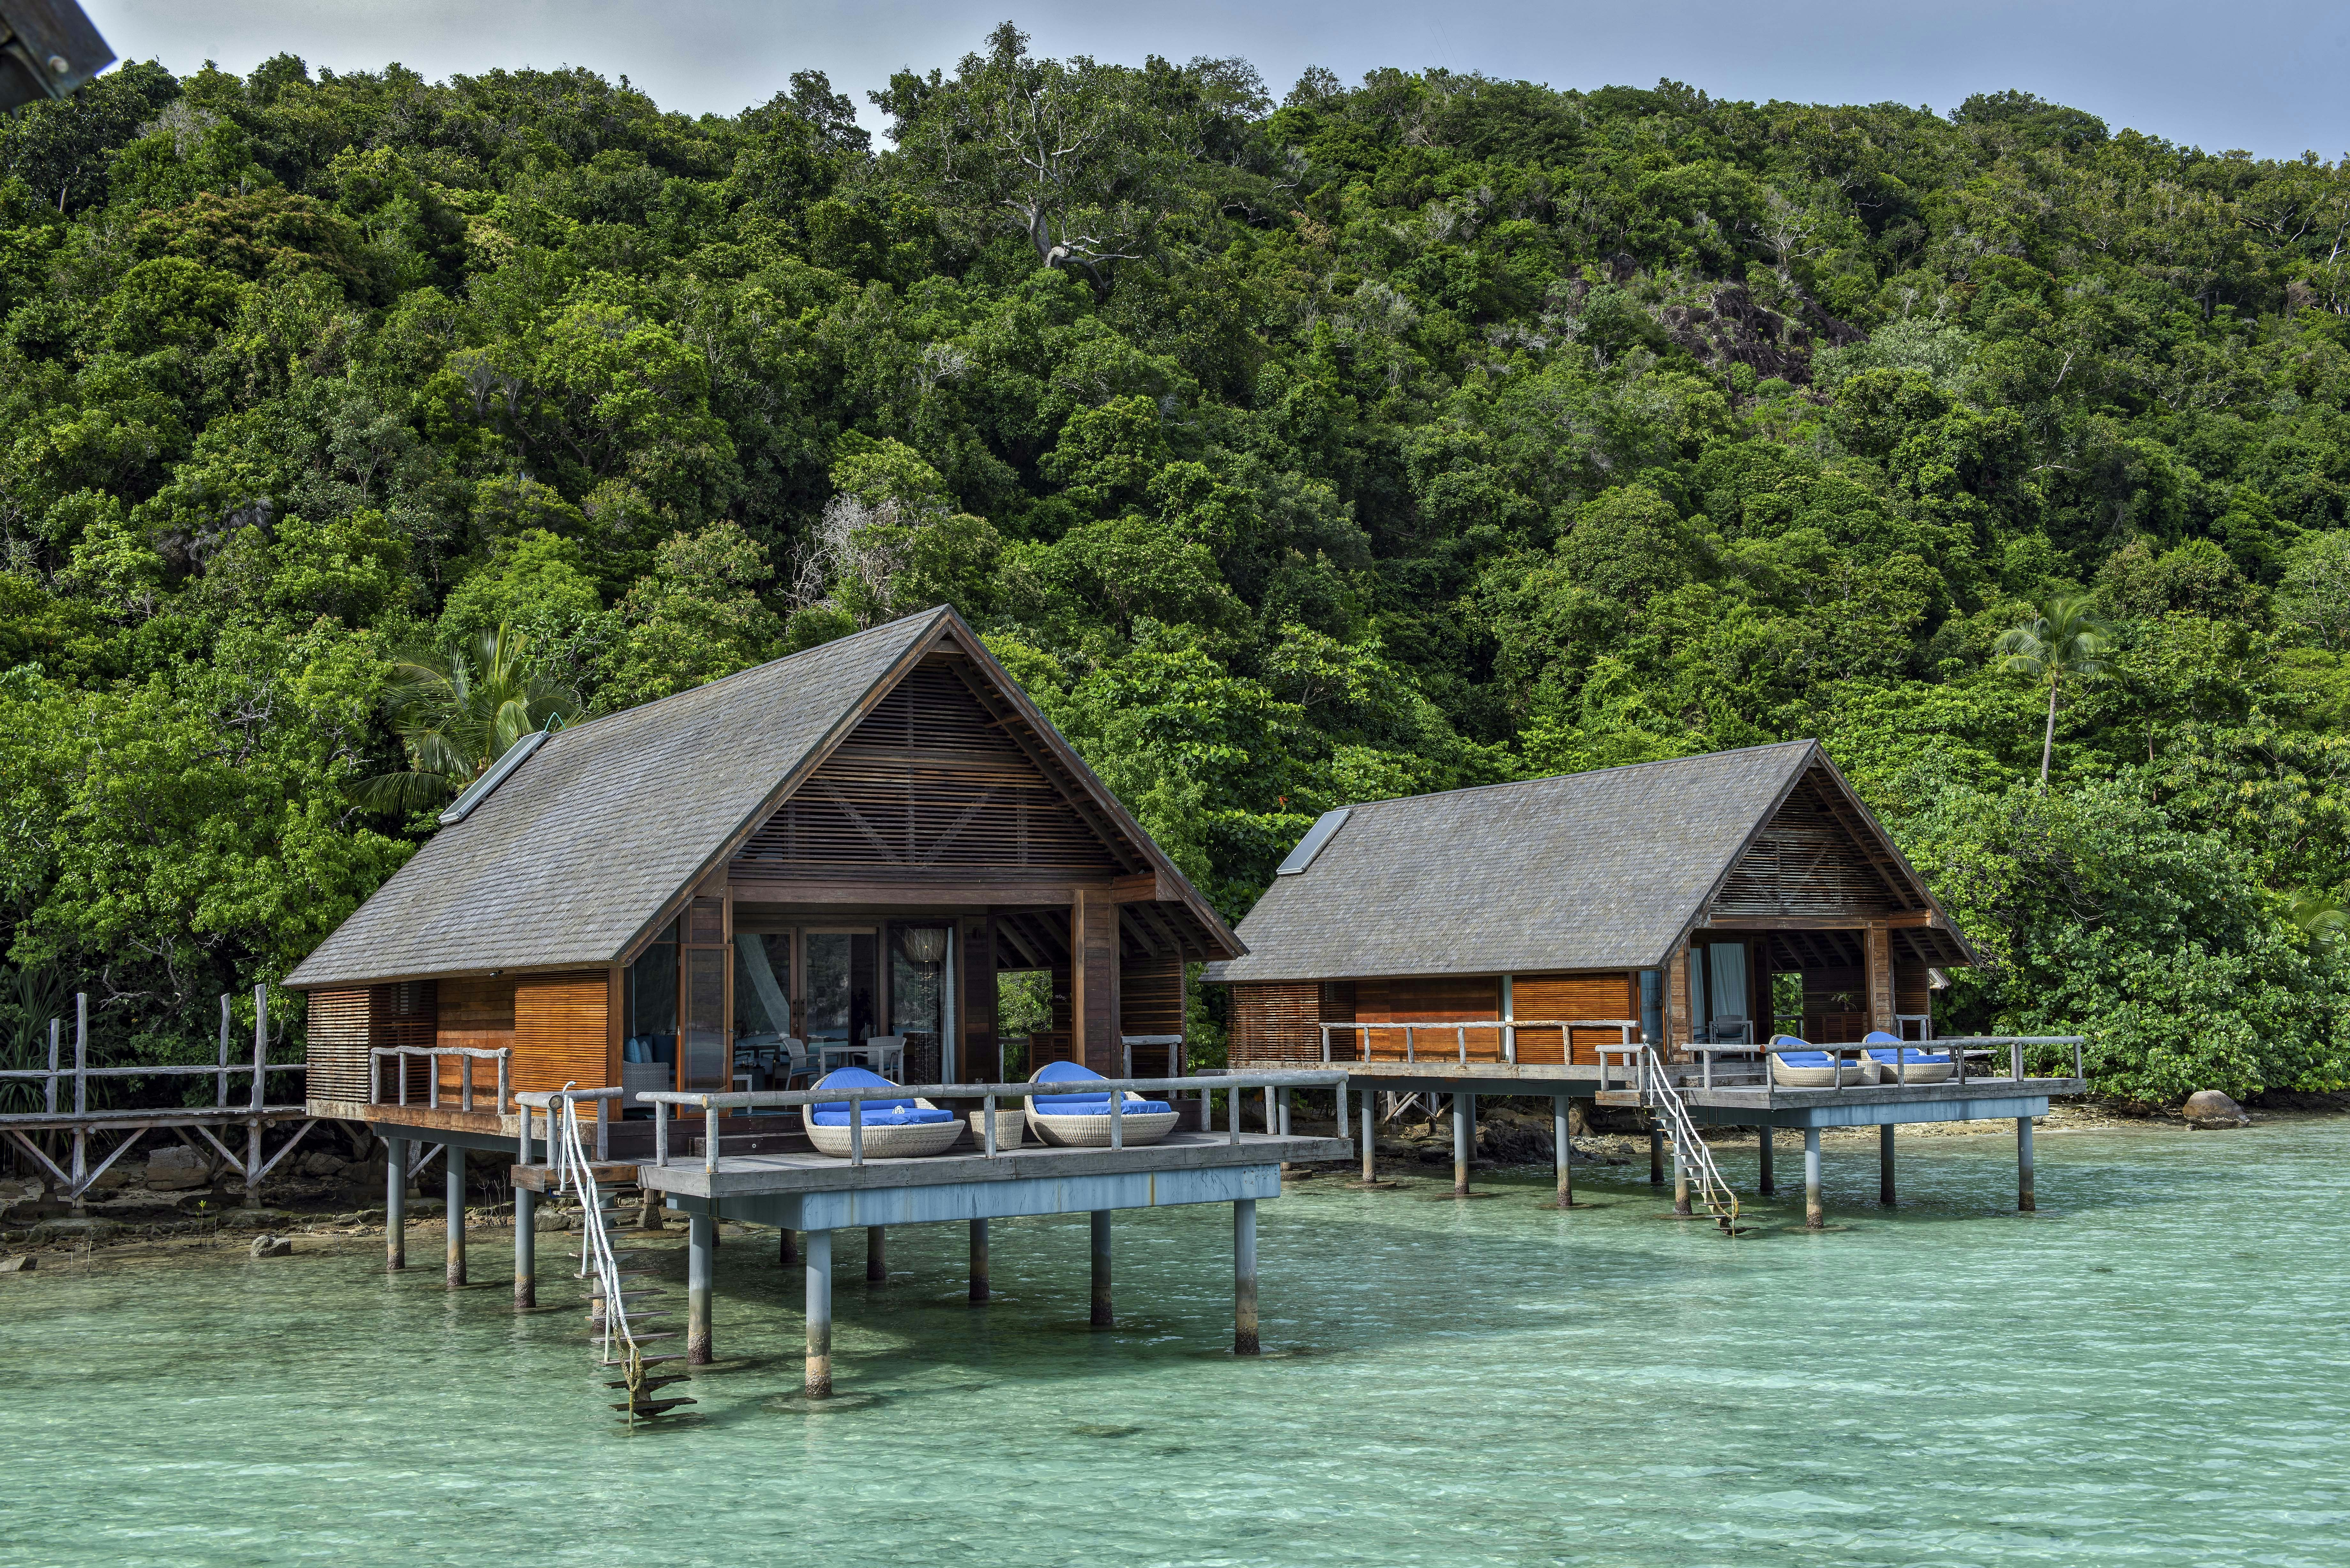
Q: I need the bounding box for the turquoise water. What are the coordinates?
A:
[6,1120,2348,1566]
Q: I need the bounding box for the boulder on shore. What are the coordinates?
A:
[144,1146,211,1191]
[2183,1089,2250,1128]
[249,1234,293,1259]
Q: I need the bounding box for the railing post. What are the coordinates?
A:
[517,1101,532,1166]
[2011,1040,2023,1082]
[460,1053,474,1113]
[703,1102,718,1175]
[1320,1024,1330,1065]
[655,1101,669,1167]
[429,1049,441,1110]
[46,1016,58,1115]
[1456,1025,1466,1065]
[217,994,230,1107]
[849,1097,863,1166]
[73,993,87,1119]
[1111,1084,1124,1150]
[2074,1037,2084,1082]
[497,1050,510,1115]
[1404,1025,1414,1064]
[596,1095,609,1162]
[251,984,267,1112]
[982,1093,997,1157]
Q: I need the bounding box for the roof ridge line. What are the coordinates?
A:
[1339,738,1816,812]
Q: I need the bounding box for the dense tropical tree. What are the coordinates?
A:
[351,627,581,813]
[1994,597,2114,786]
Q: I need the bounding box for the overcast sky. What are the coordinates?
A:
[77,0,2350,161]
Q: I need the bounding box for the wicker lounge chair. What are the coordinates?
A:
[1768,1036,1865,1088]
[801,1067,964,1158]
[1024,1060,1179,1148]
[965,1102,1024,1150]
[1858,1031,1954,1085]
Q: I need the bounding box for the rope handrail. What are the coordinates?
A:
[1629,1044,1740,1233]
[549,1085,643,1397]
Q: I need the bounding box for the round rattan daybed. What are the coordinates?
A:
[802,1067,964,1158]
[1767,1037,1867,1088]
[1024,1060,1179,1148]
[1858,1030,1954,1085]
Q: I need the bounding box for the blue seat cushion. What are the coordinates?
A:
[1774,1050,1835,1067]
[1862,1048,1951,1065]
[1034,1097,1174,1116]
[809,1105,952,1127]
[812,1065,919,1117]
[1862,1030,1902,1045]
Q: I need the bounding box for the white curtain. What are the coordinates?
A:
[1707,942,1748,1027]
[738,936,791,1037]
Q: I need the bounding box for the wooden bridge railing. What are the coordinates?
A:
[1318,1019,1641,1067]
[369,1045,512,1116]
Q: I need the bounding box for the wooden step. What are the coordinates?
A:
[605,1375,692,1392]
[612,1397,697,1416]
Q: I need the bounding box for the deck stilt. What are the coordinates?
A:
[1879,1124,1897,1207]
[968,1217,988,1303]
[1361,1098,1376,1183]
[1757,1126,1775,1195]
[2017,1117,2035,1212]
[687,1212,713,1364]
[1552,1094,1574,1208]
[513,1186,535,1309]
[779,1227,798,1269]
[866,1225,886,1284]
[1672,1137,1692,1216]
[444,1145,465,1287]
[1233,1198,1259,1356]
[805,1227,833,1398]
[385,1136,406,1271]
[1090,1210,1112,1326]
[1452,1092,1474,1195]
[1803,1127,1823,1230]
[1649,1127,1663,1185]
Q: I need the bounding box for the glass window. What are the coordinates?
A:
[1639,970,1663,1044]
[804,930,877,1050]
[1706,941,1748,1036]
[891,927,947,1080]
[626,920,677,1064]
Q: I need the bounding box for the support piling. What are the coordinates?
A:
[1803,1127,1823,1230]
[513,1186,535,1310]
[1672,1138,1692,1216]
[1452,1092,1474,1195]
[687,1211,714,1365]
[1879,1124,1897,1208]
[2017,1117,2035,1212]
[384,1136,406,1272]
[444,1145,466,1287]
[1551,1094,1573,1208]
[1361,1098,1376,1184]
[866,1225,886,1284]
[1090,1210,1112,1327]
[1233,1198,1259,1357]
[779,1227,798,1269]
[1649,1127,1664,1185]
[1757,1126,1775,1195]
[805,1227,834,1398]
[968,1217,989,1303]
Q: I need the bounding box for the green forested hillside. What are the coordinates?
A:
[3,28,2346,1101]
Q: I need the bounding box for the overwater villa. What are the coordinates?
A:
[285,608,1344,1399]
[1207,745,2086,1220]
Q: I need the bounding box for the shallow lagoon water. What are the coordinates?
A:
[6,1120,2347,1567]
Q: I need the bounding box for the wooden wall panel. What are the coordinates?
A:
[1228,982,1321,1067]
[960,918,996,1082]
[734,659,1123,884]
[1711,767,1910,916]
[1894,963,1931,1020]
[1512,972,1637,1066]
[1072,890,1119,1074]
[436,974,514,1097]
[304,989,372,1102]
[1864,926,1895,1034]
[1120,951,1184,1075]
[513,970,612,1094]
[1349,974,1505,1061]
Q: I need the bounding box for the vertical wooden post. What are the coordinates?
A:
[46,1016,58,1115]
[445,1145,466,1286]
[1879,1124,1897,1207]
[2017,1117,2036,1212]
[1069,889,1119,1075]
[513,1186,536,1310]
[968,1217,988,1304]
[1757,1125,1776,1195]
[959,918,996,1085]
[1552,1094,1574,1209]
[805,1228,834,1398]
[1090,1210,1112,1327]
[1452,1093,1474,1195]
[687,1211,714,1364]
[780,1228,799,1269]
[866,1225,886,1284]
[1648,1127,1663,1185]
[246,985,267,1209]
[1664,942,1692,1058]
[70,994,87,1208]
[1233,1198,1259,1356]
[1803,1127,1823,1230]
[385,1136,407,1271]
[1360,1097,1376,1183]
[217,994,231,1106]
[1673,1138,1692,1216]
[1864,926,1895,1036]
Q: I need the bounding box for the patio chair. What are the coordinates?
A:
[1768,1035,1866,1088]
[1023,1060,1179,1147]
[800,1067,962,1159]
[1858,1030,1954,1085]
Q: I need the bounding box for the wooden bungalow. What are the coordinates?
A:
[288,607,1241,1160]
[1208,741,1976,1082]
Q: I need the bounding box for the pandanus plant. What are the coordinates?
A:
[1993,596,2113,786]
[350,625,581,814]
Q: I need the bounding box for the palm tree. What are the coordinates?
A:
[2287,888,2347,944]
[351,625,582,814]
[1993,596,2112,786]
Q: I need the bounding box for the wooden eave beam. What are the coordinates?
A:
[935,656,1149,877]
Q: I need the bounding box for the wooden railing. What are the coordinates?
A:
[1319,1019,1641,1067]
[1596,1035,2089,1096]
[370,1045,512,1115]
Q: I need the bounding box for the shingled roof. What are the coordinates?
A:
[288,607,1239,991]
[1204,740,1966,984]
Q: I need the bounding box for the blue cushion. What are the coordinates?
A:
[1034,1097,1174,1117]
[1774,1050,1834,1067]
[1771,1034,1811,1049]
[1862,1048,1950,1065]
[809,1106,952,1127]
[1032,1059,1111,1111]
[1862,1030,1902,1045]
[812,1065,918,1117]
